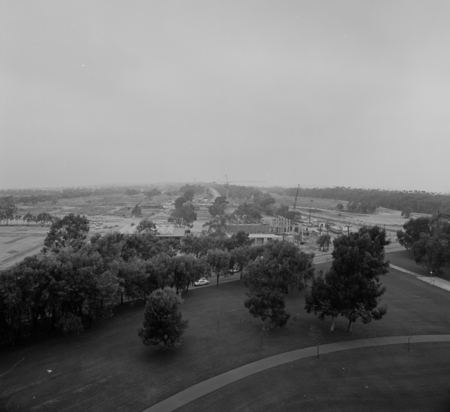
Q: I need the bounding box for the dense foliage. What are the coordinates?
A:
[137,288,188,349]
[397,215,450,275]
[305,226,390,331]
[243,241,315,329]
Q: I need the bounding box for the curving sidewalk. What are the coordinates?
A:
[143,334,450,412]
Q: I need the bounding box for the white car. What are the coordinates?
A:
[194,278,210,287]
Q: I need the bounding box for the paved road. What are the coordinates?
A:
[207,187,221,201]
[143,334,450,412]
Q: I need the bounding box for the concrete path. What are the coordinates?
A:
[143,334,450,412]
[391,264,450,292]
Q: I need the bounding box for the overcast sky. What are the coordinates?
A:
[1,1,449,192]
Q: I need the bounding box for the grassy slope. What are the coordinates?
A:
[1,261,450,411]
[179,343,450,412]
[388,249,450,281]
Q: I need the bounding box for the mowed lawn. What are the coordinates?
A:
[178,343,450,412]
[2,261,450,412]
[388,249,450,281]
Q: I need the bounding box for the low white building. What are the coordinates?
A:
[248,233,283,246]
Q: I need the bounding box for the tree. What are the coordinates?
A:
[336,203,344,211]
[254,193,276,215]
[244,288,290,329]
[0,204,17,225]
[411,232,450,276]
[203,215,228,237]
[182,234,216,257]
[214,196,227,205]
[174,196,187,209]
[232,203,262,223]
[43,213,89,252]
[206,249,231,286]
[144,188,161,198]
[183,189,195,202]
[401,207,412,218]
[244,241,315,294]
[397,217,431,251]
[22,212,35,225]
[305,271,342,331]
[243,241,314,328]
[208,203,227,217]
[136,218,156,234]
[316,234,331,251]
[306,226,389,331]
[171,254,206,294]
[229,246,252,279]
[131,204,142,217]
[228,231,253,249]
[169,203,197,228]
[137,288,188,350]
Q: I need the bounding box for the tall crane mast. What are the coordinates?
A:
[293,184,300,211]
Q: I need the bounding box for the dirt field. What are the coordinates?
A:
[0,192,214,270]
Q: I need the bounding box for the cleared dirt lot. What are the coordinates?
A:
[0,225,48,270]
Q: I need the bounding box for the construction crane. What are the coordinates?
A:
[293,184,300,211]
[212,175,266,201]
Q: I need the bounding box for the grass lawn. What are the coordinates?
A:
[178,342,450,412]
[1,263,450,411]
[388,249,450,281]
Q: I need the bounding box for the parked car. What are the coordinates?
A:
[194,278,210,287]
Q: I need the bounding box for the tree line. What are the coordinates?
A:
[0,214,252,346]
[0,206,59,226]
[0,185,167,206]
[270,186,450,215]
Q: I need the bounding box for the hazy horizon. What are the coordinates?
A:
[2,1,450,192]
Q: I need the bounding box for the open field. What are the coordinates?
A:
[0,189,220,269]
[2,261,450,411]
[0,225,48,269]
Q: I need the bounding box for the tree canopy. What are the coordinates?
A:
[43,213,89,252]
[169,203,197,228]
[137,288,188,350]
[306,226,390,331]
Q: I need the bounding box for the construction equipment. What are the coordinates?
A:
[293,184,300,211]
[212,175,266,201]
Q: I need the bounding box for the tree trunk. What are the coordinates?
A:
[347,319,353,332]
[330,317,335,331]
[217,274,219,286]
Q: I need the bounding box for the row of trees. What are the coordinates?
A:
[277,186,450,215]
[0,212,256,346]
[397,214,450,276]
[0,207,60,226]
[346,200,377,214]
[0,185,166,206]
[214,185,264,200]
